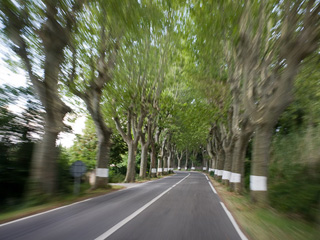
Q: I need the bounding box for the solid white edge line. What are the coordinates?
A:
[204,173,217,194]
[95,173,190,240]
[220,202,248,240]
[206,174,247,240]
[208,181,217,194]
[0,198,92,228]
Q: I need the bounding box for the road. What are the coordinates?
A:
[0,172,247,240]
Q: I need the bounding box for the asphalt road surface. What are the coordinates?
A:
[0,172,247,240]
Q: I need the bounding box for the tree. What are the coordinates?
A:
[63,0,127,188]
[237,0,320,204]
[108,1,174,182]
[187,0,235,182]
[139,115,152,178]
[176,150,184,170]
[0,0,83,195]
[111,33,152,182]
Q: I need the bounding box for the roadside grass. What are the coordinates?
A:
[0,184,124,224]
[208,174,319,240]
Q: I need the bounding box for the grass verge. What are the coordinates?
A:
[207,174,319,240]
[0,185,124,225]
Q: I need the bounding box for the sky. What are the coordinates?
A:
[0,44,27,88]
[58,116,86,148]
[0,43,86,148]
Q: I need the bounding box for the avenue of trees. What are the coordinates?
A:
[1,0,319,221]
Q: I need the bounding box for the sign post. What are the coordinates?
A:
[70,160,86,195]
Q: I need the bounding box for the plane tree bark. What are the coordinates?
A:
[164,133,173,174]
[139,115,152,178]
[176,150,184,170]
[184,149,189,170]
[191,150,198,170]
[211,125,225,180]
[221,112,238,186]
[114,106,146,182]
[230,117,253,193]
[201,146,208,172]
[150,125,160,177]
[206,128,216,173]
[157,132,167,176]
[238,0,320,204]
[223,57,255,192]
[167,143,174,173]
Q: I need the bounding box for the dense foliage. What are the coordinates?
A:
[0,86,41,205]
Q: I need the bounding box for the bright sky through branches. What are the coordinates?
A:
[0,44,85,147]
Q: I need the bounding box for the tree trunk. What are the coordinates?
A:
[208,144,216,174]
[251,124,273,205]
[150,141,157,177]
[214,155,219,178]
[185,151,188,170]
[207,139,215,173]
[157,155,163,176]
[85,96,112,189]
[167,150,172,173]
[178,158,181,170]
[191,161,195,170]
[215,150,225,180]
[230,131,252,193]
[29,98,70,196]
[139,142,148,178]
[211,157,216,172]
[125,141,137,182]
[158,134,167,176]
[163,154,168,175]
[29,121,59,196]
[94,125,111,188]
[222,146,233,186]
[202,150,207,172]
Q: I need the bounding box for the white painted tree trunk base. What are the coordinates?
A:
[250,175,267,191]
[222,171,231,180]
[96,168,109,177]
[230,173,241,183]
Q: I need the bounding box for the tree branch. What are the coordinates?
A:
[114,116,129,143]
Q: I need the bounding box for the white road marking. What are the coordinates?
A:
[95,174,190,240]
[220,202,248,240]
[206,173,247,240]
[0,198,92,228]
[208,181,217,194]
